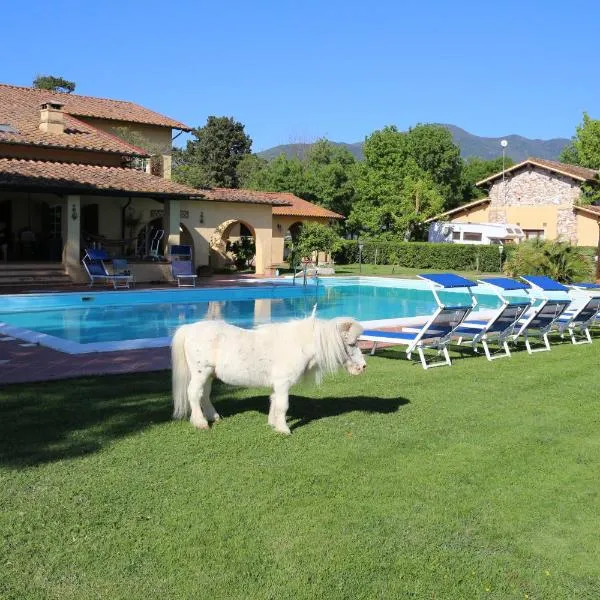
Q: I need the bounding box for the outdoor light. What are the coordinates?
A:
[501,140,508,205]
[199,211,204,224]
[277,223,282,232]
[71,204,78,220]
[358,241,364,274]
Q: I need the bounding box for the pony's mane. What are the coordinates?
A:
[312,318,349,383]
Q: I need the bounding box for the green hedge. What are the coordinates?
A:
[332,240,506,272]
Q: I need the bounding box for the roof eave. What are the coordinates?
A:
[425,198,490,223]
[0,138,151,158]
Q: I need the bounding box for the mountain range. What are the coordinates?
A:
[257,124,571,163]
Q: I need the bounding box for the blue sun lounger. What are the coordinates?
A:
[554,282,600,344]
[512,275,571,353]
[359,273,476,369]
[453,277,531,360]
[82,248,133,289]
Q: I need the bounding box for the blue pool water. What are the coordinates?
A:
[0,277,510,353]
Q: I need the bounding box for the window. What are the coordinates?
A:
[452,231,461,241]
[523,229,545,240]
[463,232,482,241]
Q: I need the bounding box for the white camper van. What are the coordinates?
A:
[428,222,525,245]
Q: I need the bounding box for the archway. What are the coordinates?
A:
[283,220,304,263]
[210,219,256,271]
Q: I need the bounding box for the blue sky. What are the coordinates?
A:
[2,0,599,151]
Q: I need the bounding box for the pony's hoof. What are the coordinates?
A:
[274,425,291,435]
[191,421,210,430]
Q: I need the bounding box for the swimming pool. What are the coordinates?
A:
[0,277,510,354]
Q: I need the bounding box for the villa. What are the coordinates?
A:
[427,157,600,246]
[0,83,341,283]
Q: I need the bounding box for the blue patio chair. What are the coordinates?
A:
[111,258,135,288]
[511,275,571,353]
[168,244,197,287]
[359,273,476,369]
[171,260,197,287]
[82,249,133,289]
[453,277,531,360]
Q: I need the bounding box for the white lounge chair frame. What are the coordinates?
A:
[360,274,476,369]
[455,291,531,361]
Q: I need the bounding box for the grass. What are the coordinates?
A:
[278,263,500,279]
[1,338,600,599]
[331,263,500,280]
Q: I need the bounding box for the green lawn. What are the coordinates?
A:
[331,263,500,280]
[1,339,599,599]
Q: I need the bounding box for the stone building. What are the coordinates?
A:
[428,158,600,246]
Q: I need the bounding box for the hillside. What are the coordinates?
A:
[257,125,570,163]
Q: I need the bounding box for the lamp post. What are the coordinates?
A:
[499,243,504,272]
[500,139,508,205]
[358,241,364,274]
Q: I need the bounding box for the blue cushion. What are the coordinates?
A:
[521,275,568,292]
[419,273,476,288]
[478,277,530,290]
[362,330,417,341]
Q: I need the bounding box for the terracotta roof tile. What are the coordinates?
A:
[0,83,191,156]
[198,188,342,216]
[0,83,190,130]
[477,157,599,186]
[0,158,205,198]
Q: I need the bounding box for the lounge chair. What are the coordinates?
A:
[453,277,532,360]
[553,283,600,344]
[359,273,476,369]
[168,244,197,287]
[111,258,135,287]
[82,248,133,289]
[511,275,571,353]
[171,260,197,287]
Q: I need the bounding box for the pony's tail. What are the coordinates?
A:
[172,325,191,419]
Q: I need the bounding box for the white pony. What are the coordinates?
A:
[172,316,366,434]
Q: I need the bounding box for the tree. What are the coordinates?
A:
[32,75,76,93]
[560,112,600,205]
[461,156,515,201]
[295,222,341,261]
[560,112,600,170]
[173,116,252,188]
[235,154,268,188]
[348,124,458,239]
[303,140,357,218]
[244,153,307,197]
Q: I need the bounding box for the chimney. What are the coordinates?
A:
[39,101,65,134]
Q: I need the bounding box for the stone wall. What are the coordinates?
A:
[487,166,581,243]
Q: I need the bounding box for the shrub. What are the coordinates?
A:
[502,240,593,283]
[332,240,505,272]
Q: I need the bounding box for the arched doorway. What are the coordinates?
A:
[210,219,256,271]
[283,221,303,264]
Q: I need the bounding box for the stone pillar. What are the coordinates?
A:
[63,195,81,280]
[163,199,181,254]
